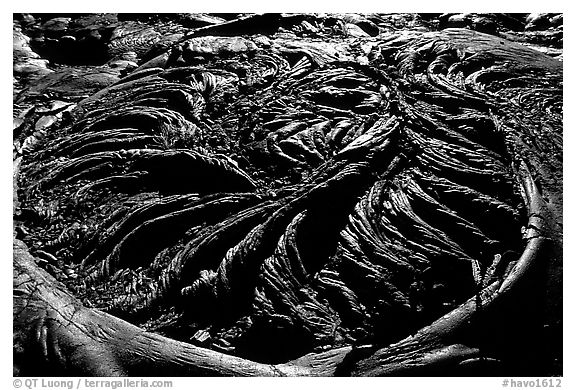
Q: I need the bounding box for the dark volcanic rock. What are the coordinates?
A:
[13,13,562,377]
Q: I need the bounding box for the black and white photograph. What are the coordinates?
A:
[12,9,564,381]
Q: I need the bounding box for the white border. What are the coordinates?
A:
[4,4,571,388]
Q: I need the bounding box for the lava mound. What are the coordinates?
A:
[13,13,562,376]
